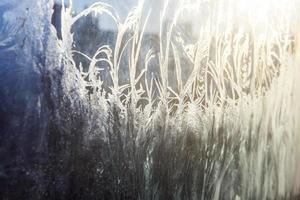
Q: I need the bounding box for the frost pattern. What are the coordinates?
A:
[1,0,300,199]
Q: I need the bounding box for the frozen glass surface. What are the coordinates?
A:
[1,0,300,199]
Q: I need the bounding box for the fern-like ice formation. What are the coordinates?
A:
[1,0,300,199]
[61,0,300,199]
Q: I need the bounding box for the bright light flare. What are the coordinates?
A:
[237,0,294,26]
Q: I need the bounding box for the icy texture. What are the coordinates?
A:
[61,0,300,199]
[0,0,89,198]
[0,1,54,198]
[0,0,300,200]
